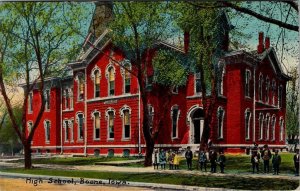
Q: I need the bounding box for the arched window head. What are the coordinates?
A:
[92,68,101,98]
[106,65,115,96]
[75,73,85,101]
[121,61,131,94]
[245,109,251,140]
[217,107,225,139]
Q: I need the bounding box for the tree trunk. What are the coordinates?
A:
[24,142,32,169]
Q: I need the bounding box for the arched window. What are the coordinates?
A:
[94,70,100,98]
[245,109,251,140]
[44,120,51,143]
[106,108,115,140]
[259,113,264,140]
[258,74,263,101]
[76,113,84,140]
[108,66,115,96]
[148,104,154,134]
[218,61,225,96]
[279,117,284,141]
[265,114,270,140]
[278,85,283,108]
[64,88,69,110]
[272,79,276,105]
[28,92,33,113]
[122,62,131,94]
[63,120,70,142]
[27,121,33,137]
[76,73,85,101]
[271,115,276,141]
[120,106,131,139]
[171,105,180,138]
[265,77,270,103]
[245,70,251,97]
[45,89,50,111]
[93,111,100,140]
[217,107,225,139]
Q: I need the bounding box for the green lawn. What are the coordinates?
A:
[13,156,138,166]
[2,168,298,190]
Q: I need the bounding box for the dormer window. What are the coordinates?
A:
[76,73,85,101]
[108,66,115,96]
[195,72,201,95]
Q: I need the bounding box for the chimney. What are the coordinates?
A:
[184,31,190,54]
[257,32,264,54]
[265,37,270,49]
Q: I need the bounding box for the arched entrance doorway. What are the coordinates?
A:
[189,108,205,144]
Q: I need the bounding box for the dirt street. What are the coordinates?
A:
[0,177,154,191]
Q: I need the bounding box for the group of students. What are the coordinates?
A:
[153,146,226,173]
[251,143,300,176]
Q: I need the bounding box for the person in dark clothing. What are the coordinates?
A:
[272,150,281,175]
[262,144,272,173]
[251,149,260,173]
[159,149,167,170]
[217,151,226,173]
[209,149,218,173]
[152,149,159,170]
[294,150,299,176]
[185,146,193,170]
[198,149,207,172]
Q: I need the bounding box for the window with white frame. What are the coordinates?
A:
[258,74,263,101]
[76,73,85,101]
[77,113,84,140]
[171,105,179,138]
[108,66,115,96]
[94,70,100,98]
[279,117,284,141]
[27,121,33,136]
[44,120,51,143]
[217,107,225,139]
[218,61,225,96]
[172,86,178,94]
[271,115,276,141]
[123,63,131,94]
[265,114,270,140]
[148,104,154,134]
[121,109,131,139]
[272,79,276,105]
[245,109,251,140]
[45,89,50,111]
[70,88,74,109]
[70,119,74,142]
[265,77,270,103]
[245,70,251,97]
[64,120,70,142]
[278,85,283,108]
[259,113,264,140]
[195,72,201,95]
[93,112,100,140]
[28,92,33,113]
[64,89,69,109]
[106,109,115,139]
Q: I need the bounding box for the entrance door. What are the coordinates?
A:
[191,108,204,144]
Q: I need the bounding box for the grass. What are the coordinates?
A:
[13,156,138,166]
[2,168,298,190]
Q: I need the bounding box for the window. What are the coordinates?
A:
[123,110,130,139]
[265,114,270,140]
[27,121,33,136]
[195,72,201,94]
[279,117,284,141]
[265,77,270,103]
[124,63,131,94]
[70,120,74,142]
[70,88,74,109]
[245,70,251,97]
[171,105,179,138]
[271,115,276,141]
[77,113,84,140]
[217,107,225,139]
[77,73,85,101]
[172,86,178,94]
[64,89,69,109]
[94,70,100,98]
[64,120,70,142]
[259,113,264,140]
[45,89,50,111]
[44,120,50,143]
[272,79,276,105]
[245,109,251,140]
[108,67,115,96]
[258,74,263,101]
[278,85,283,108]
[93,112,100,140]
[108,110,114,139]
[218,61,225,95]
[28,92,33,113]
[148,104,154,134]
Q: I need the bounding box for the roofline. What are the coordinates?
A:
[153,40,185,54]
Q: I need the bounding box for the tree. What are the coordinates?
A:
[108,2,184,166]
[286,67,299,147]
[0,2,90,168]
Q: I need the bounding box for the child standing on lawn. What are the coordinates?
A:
[251,149,260,173]
[198,149,207,172]
[159,149,166,170]
[168,151,174,170]
[173,151,180,170]
[152,149,159,170]
[272,150,281,175]
[217,151,226,173]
